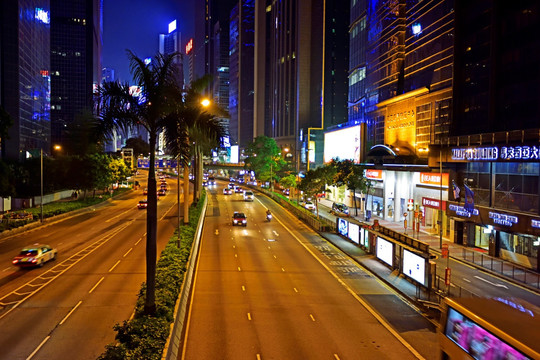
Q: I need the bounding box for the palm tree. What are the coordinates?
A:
[95,51,183,315]
[163,76,227,221]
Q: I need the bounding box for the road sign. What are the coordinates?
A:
[442,244,449,258]
[445,267,451,286]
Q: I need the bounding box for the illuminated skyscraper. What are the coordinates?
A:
[49,0,103,151]
[1,1,51,160]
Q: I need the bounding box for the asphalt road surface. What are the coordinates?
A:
[181,183,438,360]
[0,172,180,360]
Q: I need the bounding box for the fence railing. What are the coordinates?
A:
[460,248,540,290]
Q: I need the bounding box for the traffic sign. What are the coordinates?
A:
[442,244,449,258]
[445,267,451,286]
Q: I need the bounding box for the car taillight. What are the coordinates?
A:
[31,258,37,263]
[12,259,18,264]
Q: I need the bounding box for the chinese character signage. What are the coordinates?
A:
[450,145,540,162]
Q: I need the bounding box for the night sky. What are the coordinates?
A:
[102,0,194,82]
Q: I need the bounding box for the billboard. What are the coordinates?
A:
[402,249,426,286]
[324,125,361,164]
[337,218,348,237]
[348,223,359,244]
[376,237,393,266]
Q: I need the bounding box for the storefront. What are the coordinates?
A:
[447,203,540,271]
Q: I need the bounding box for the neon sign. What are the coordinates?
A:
[35,8,50,24]
[449,204,478,217]
[489,212,518,227]
[185,39,193,54]
[532,219,540,229]
[451,145,540,161]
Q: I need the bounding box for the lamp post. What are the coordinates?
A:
[439,146,443,249]
[40,149,43,223]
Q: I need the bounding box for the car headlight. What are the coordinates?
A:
[242,220,246,223]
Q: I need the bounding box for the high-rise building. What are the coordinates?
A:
[229,0,254,149]
[253,0,348,170]
[101,67,115,83]
[49,0,102,150]
[212,21,230,142]
[159,19,184,89]
[1,1,51,160]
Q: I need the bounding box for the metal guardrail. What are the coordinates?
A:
[460,248,540,290]
[162,195,208,360]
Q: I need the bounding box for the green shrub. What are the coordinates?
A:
[98,190,206,360]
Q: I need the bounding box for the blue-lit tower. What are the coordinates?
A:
[1,1,51,160]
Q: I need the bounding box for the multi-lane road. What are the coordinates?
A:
[182,183,438,359]
[0,173,179,360]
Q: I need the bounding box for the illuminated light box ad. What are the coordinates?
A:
[376,237,393,266]
[360,228,366,247]
[402,249,426,286]
[348,223,360,244]
[324,125,361,164]
[337,218,348,237]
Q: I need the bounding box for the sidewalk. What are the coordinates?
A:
[315,198,540,292]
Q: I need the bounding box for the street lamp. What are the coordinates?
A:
[40,149,43,223]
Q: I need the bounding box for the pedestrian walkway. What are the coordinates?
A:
[316,198,540,292]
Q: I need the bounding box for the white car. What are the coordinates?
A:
[304,201,316,211]
[12,244,57,268]
[243,191,254,201]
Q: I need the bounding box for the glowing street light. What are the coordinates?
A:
[201,98,210,107]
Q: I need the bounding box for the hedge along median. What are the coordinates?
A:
[98,190,206,360]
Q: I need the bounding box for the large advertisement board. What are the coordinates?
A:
[376,237,393,266]
[402,249,426,286]
[324,125,361,164]
[337,218,348,237]
[348,223,360,244]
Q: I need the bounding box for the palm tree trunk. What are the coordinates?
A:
[144,133,157,315]
[183,164,190,225]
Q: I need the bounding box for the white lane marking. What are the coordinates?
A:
[309,314,316,322]
[105,208,133,223]
[123,248,133,257]
[26,336,50,360]
[135,237,143,246]
[238,267,242,272]
[247,313,252,321]
[273,215,425,360]
[272,230,279,237]
[256,354,262,360]
[108,260,121,272]
[462,278,471,283]
[89,277,105,294]
[474,275,508,289]
[59,300,83,325]
[293,288,298,293]
[334,355,341,360]
[242,286,246,291]
[215,229,219,235]
[273,255,277,259]
[233,245,236,249]
[267,239,275,242]
[281,268,285,272]
[3,267,11,272]
[235,254,238,258]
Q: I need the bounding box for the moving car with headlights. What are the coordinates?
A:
[207,176,216,186]
[223,187,233,195]
[232,212,247,226]
[158,188,167,196]
[137,199,148,209]
[12,244,57,268]
[243,191,254,201]
[234,186,243,193]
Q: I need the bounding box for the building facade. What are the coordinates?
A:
[50,0,102,150]
[1,0,51,160]
[229,0,255,149]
